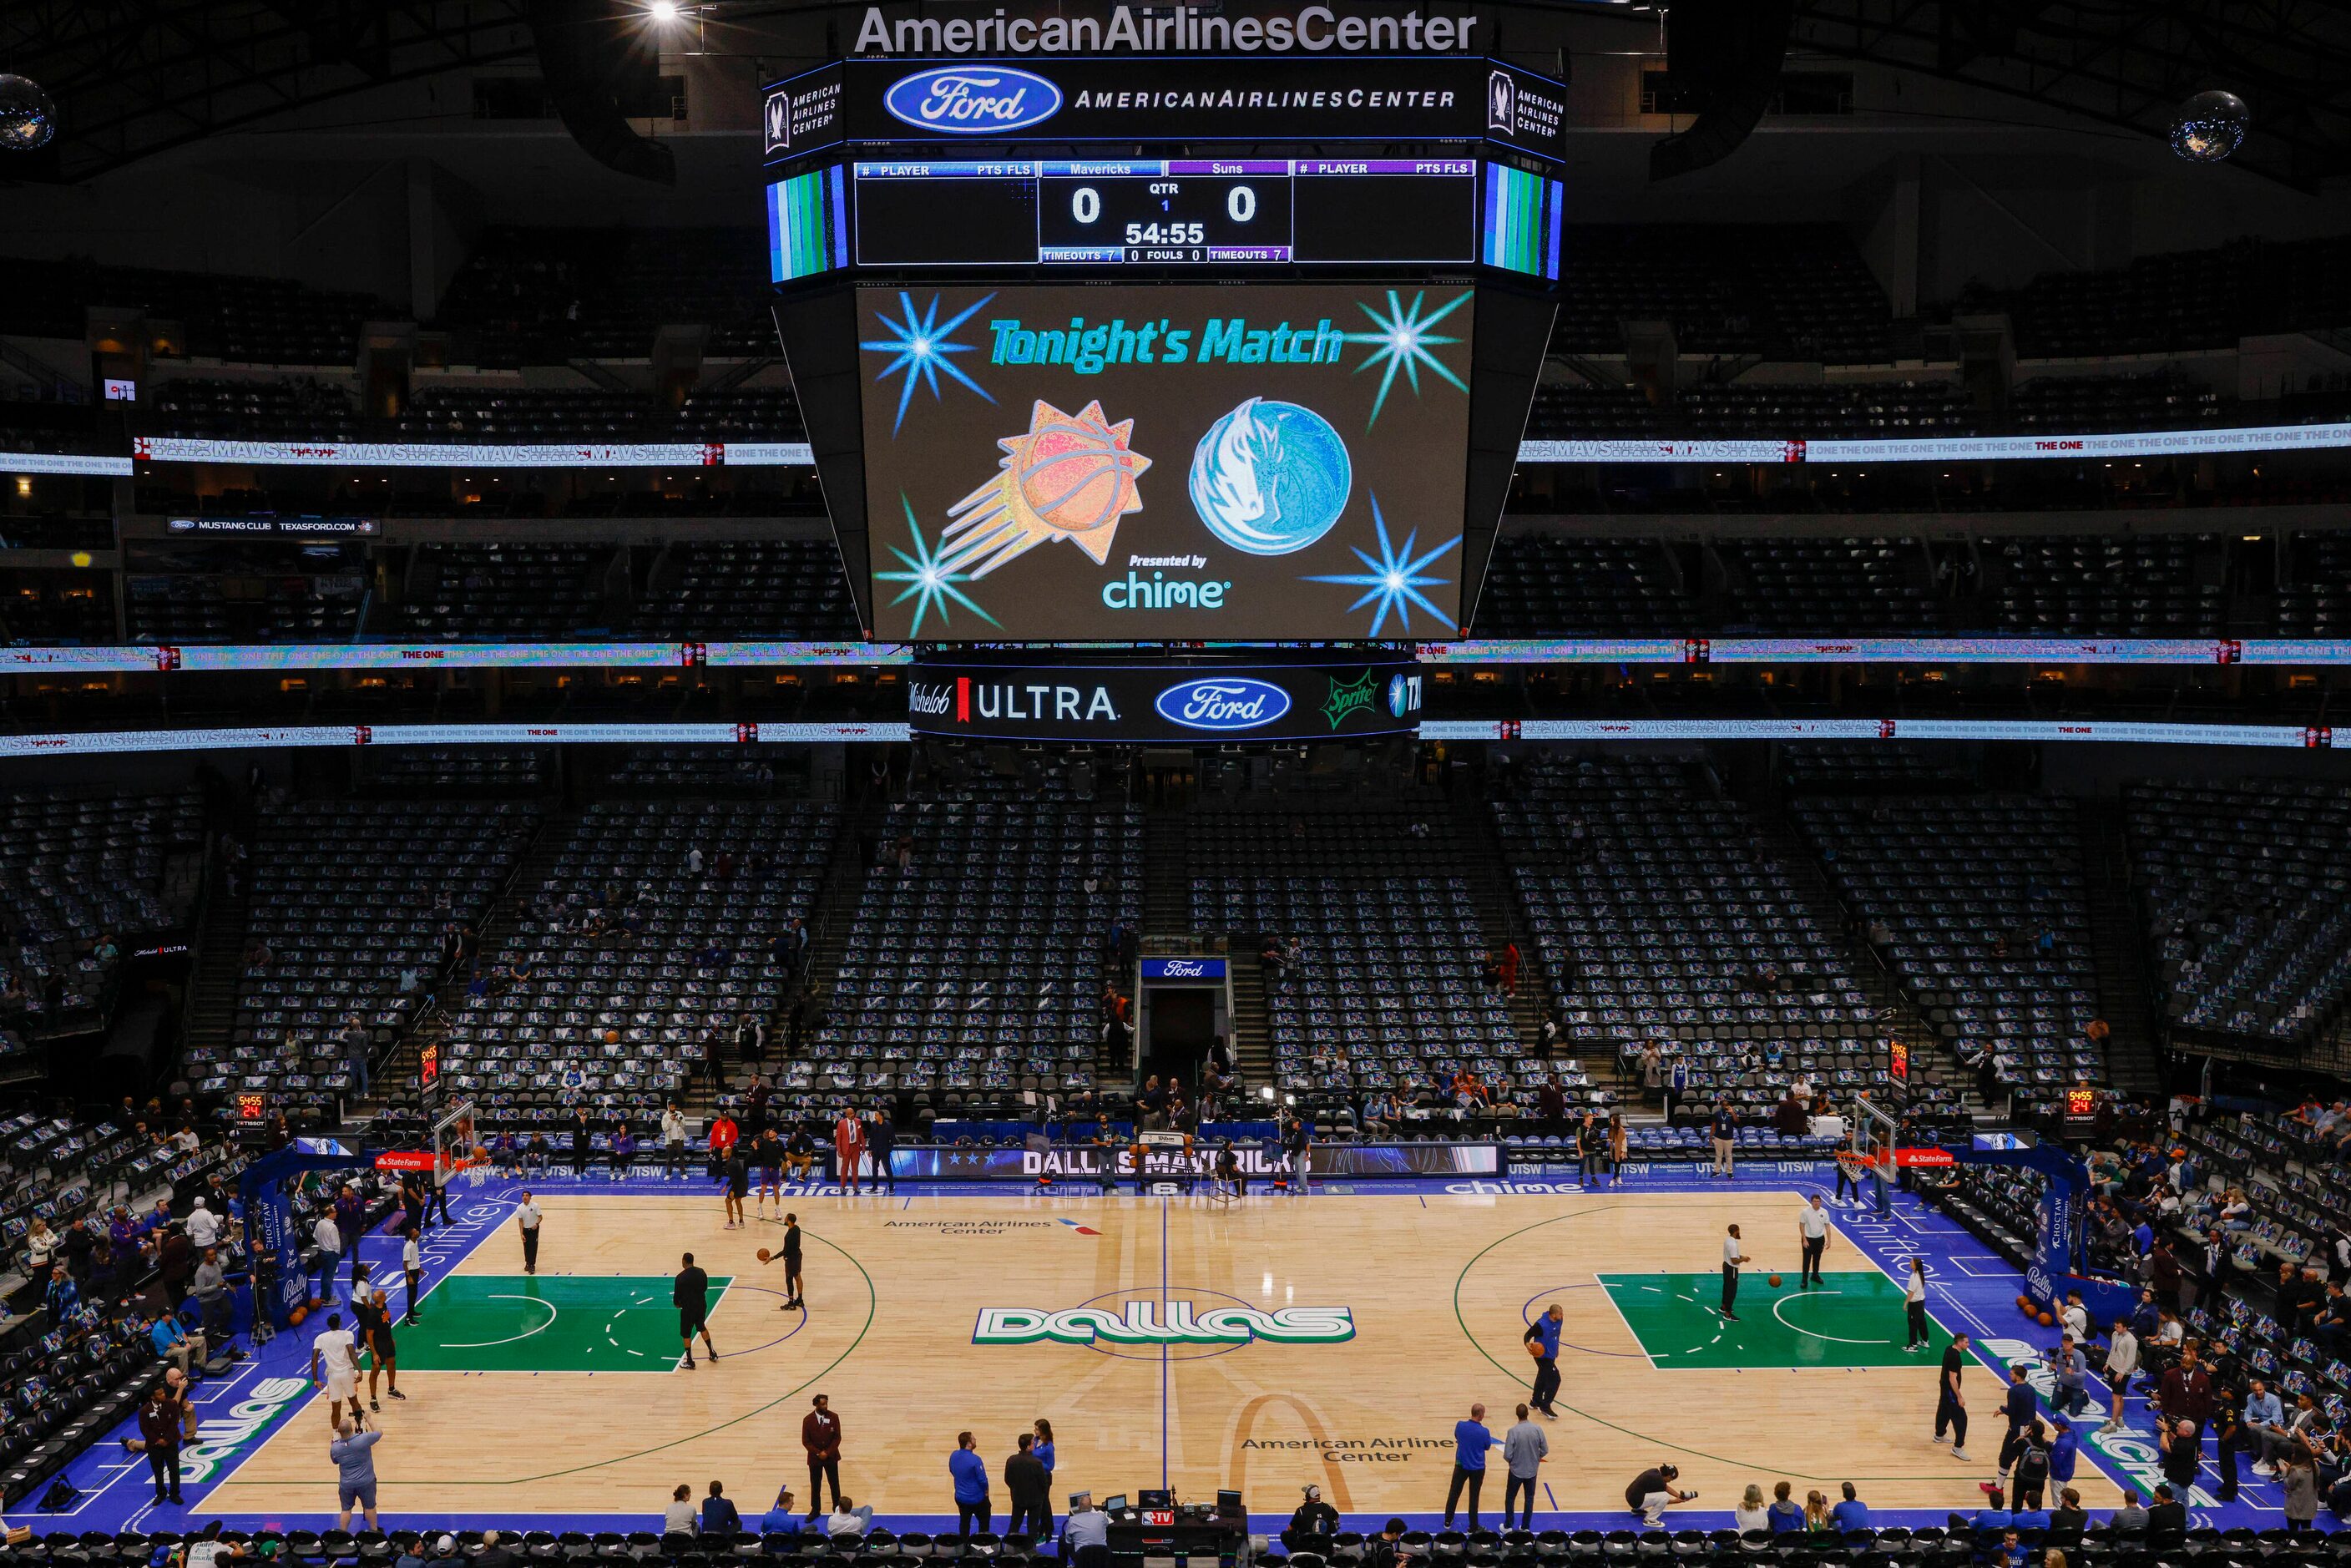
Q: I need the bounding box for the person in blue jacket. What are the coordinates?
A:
[1766,1481,1806,1534]
[1445,1401,1496,1530]
[1829,1483,1871,1536]
[951,1430,992,1537]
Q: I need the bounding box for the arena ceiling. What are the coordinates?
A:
[2,0,2347,187]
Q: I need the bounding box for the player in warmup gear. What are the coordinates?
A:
[1833,1138,1867,1207]
[355,1287,404,1409]
[833,1110,867,1193]
[753,1129,783,1219]
[675,1252,718,1368]
[1721,1223,1752,1319]
[722,1147,749,1228]
[772,1213,805,1308]
[310,1310,363,1429]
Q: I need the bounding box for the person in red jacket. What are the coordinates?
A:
[802,1392,844,1520]
[708,1112,739,1166]
[832,1111,867,1193]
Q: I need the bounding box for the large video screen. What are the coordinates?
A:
[857,283,1473,641]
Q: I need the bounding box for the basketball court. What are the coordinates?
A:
[180,1176,2125,1527]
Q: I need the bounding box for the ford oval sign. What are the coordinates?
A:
[1155,678,1291,733]
[882,67,1062,135]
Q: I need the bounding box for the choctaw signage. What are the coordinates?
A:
[975,1302,1356,1345]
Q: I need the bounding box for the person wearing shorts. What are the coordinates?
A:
[675,1252,717,1368]
[356,1287,404,1410]
[311,1312,361,1428]
[723,1151,749,1228]
[331,1417,381,1530]
[753,1130,783,1219]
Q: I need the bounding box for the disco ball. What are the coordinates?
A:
[0,74,57,153]
[2169,89,2248,163]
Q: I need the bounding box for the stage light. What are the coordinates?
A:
[646,0,681,22]
[0,75,56,152]
[2171,90,2248,162]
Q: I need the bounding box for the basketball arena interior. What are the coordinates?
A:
[3,0,2351,1561]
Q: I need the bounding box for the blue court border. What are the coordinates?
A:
[27,1164,2303,1537]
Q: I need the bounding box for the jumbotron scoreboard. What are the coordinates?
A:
[762,26,1566,646]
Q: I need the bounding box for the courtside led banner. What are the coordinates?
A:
[1418,718,2334,746]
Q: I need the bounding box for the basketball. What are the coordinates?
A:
[2038,1311,2055,1326]
[757,1248,772,1263]
[2016,1294,2035,1312]
[1767,1274,1782,1287]
[1526,1336,1545,1358]
[287,1307,306,1326]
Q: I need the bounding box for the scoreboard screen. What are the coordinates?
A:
[857,281,1473,641]
[852,158,1477,266]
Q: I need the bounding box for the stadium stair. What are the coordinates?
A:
[179,860,253,1068]
[776,797,881,1100]
[1755,803,1985,1120]
[1449,790,1616,1096]
[372,806,564,1119]
[1142,807,1191,942]
[2082,810,2166,1095]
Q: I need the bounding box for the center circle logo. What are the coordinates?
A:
[974,1287,1355,1362]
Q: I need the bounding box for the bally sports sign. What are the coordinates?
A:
[976,1302,1355,1345]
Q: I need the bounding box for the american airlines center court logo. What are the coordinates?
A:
[975,1287,1353,1360]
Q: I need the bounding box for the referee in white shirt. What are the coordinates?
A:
[1797,1194,1832,1288]
[516,1191,543,1275]
[1721,1224,1752,1320]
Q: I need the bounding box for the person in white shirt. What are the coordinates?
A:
[1797,1195,1833,1288]
[825,1497,874,1539]
[2100,1320,2141,1431]
[310,1311,362,1428]
[516,1192,543,1274]
[185,1200,220,1252]
[1733,1484,1771,1534]
[311,1213,342,1304]
[2060,1292,2090,1343]
[661,1105,688,1176]
[1721,1224,1752,1321]
[1903,1257,1931,1349]
[402,1226,424,1325]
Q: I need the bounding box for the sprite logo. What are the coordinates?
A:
[1322,670,1377,730]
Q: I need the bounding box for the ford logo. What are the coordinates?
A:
[882,67,1062,134]
[1160,960,1210,978]
[1155,678,1290,732]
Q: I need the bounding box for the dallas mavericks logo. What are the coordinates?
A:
[975,1302,1353,1346]
[883,67,1063,134]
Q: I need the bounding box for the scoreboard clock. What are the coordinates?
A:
[852,157,1479,266]
[761,44,1565,642]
